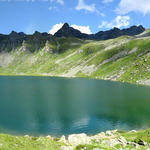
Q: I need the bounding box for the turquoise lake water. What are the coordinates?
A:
[0,76,150,136]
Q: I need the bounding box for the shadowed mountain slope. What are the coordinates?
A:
[0,23,145,52]
[54,23,145,40]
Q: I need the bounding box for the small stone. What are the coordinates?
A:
[59,135,68,144]
[118,136,127,147]
[138,139,145,146]
[97,132,105,138]
[112,130,118,134]
[105,139,120,147]
[78,49,83,54]
[130,130,137,133]
[93,148,104,150]
[46,135,51,139]
[106,131,113,136]
[130,142,139,148]
[60,146,73,150]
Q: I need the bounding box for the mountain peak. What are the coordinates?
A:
[10,31,18,35]
[138,25,145,30]
[54,22,83,38]
[62,23,69,29]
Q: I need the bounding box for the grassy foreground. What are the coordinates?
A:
[0,129,150,150]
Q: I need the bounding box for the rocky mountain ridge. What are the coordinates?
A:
[0,23,145,52]
[54,23,145,40]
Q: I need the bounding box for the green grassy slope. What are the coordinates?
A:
[0,129,150,150]
[0,32,150,85]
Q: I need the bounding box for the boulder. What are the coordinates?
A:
[68,133,91,146]
[59,135,68,144]
[118,136,127,147]
[106,131,113,136]
[104,138,120,147]
[138,139,145,146]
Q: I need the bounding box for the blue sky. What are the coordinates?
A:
[0,0,150,34]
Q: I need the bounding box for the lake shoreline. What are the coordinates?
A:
[0,73,150,87]
[0,129,150,150]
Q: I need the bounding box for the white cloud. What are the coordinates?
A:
[98,16,130,29]
[98,21,108,29]
[48,6,57,10]
[56,0,64,5]
[116,0,150,15]
[49,23,92,35]
[75,0,104,16]
[49,23,64,35]
[76,0,96,12]
[102,0,113,3]
[50,0,64,5]
[71,25,92,34]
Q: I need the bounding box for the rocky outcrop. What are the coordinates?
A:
[68,133,91,146]
[21,40,28,52]
[44,40,53,53]
[0,31,52,52]
[58,130,150,150]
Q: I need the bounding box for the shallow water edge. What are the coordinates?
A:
[0,74,149,87]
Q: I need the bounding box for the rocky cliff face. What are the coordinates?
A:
[0,31,53,52]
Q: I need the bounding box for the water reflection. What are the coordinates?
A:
[0,76,150,136]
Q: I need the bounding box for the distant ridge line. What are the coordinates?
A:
[54,23,145,40]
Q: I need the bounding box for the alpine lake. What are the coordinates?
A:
[0,76,150,137]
